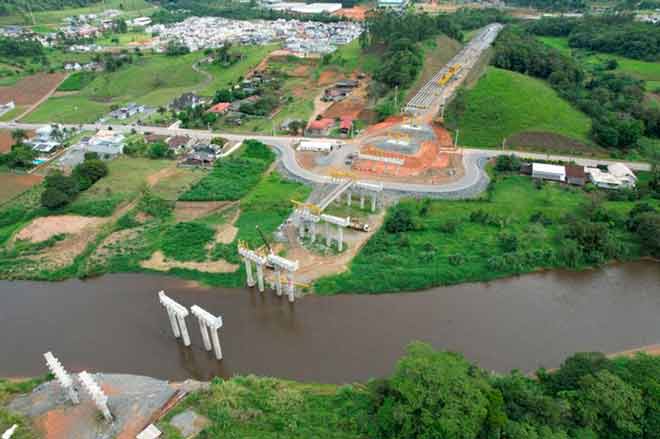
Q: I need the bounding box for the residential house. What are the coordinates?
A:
[565,165,586,186]
[306,118,335,136]
[87,130,125,159]
[166,135,190,153]
[339,116,354,135]
[207,102,231,114]
[585,163,636,189]
[0,101,15,117]
[170,93,202,112]
[109,103,145,120]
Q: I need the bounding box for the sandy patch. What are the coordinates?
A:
[146,165,179,187]
[16,215,105,243]
[280,211,386,285]
[140,251,238,273]
[213,208,240,245]
[173,201,234,222]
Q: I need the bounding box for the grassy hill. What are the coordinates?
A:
[24,52,207,123]
[446,67,592,149]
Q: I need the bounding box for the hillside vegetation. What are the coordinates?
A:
[24,53,206,123]
[446,67,592,148]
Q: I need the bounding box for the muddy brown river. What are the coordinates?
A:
[1,261,659,383]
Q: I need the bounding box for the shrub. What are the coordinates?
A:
[495,154,521,173]
[41,187,70,210]
[385,204,415,234]
[161,222,215,262]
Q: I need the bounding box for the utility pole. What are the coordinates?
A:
[454,129,459,148]
[394,85,399,111]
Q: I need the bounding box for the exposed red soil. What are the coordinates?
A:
[323,97,366,120]
[354,125,457,178]
[333,5,369,20]
[0,129,34,153]
[362,116,406,137]
[0,72,67,106]
[0,173,43,203]
[318,70,343,86]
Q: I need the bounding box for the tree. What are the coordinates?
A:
[366,342,492,439]
[44,171,79,198]
[635,212,660,257]
[147,141,173,159]
[495,155,521,173]
[385,204,416,233]
[539,352,610,395]
[3,144,36,169]
[73,159,108,190]
[571,370,644,437]
[166,39,190,56]
[10,128,27,144]
[41,187,70,210]
[115,18,128,33]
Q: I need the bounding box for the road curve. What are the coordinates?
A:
[0,122,652,198]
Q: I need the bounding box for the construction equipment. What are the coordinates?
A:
[348,219,370,232]
[327,166,358,181]
[291,199,322,215]
[255,225,273,254]
[436,64,461,86]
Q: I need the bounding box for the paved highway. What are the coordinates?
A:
[0,122,651,198]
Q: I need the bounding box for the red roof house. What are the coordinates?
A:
[307,118,335,136]
[339,116,354,133]
[207,102,231,114]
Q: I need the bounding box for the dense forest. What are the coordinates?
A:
[362,9,509,91]
[0,0,98,16]
[493,27,660,148]
[505,0,586,11]
[358,343,660,439]
[527,15,660,61]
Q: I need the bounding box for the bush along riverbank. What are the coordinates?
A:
[154,342,660,439]
[315,161,660,294]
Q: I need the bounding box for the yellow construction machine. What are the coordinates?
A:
[291,199,323,215]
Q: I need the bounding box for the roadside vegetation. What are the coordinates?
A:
[158,342,660,439]
[316,161,660,294]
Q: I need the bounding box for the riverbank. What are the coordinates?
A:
[316,170,660,294]
[4,342,660,438]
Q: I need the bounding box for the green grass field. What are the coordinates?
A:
[323,39,381,76]
[316,172,659,294]
[25,53,207,123]
[538,36,660,91]
[0,0,156,25]
[446,67,592,148]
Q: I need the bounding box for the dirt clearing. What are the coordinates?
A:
[0,129,34,153]
[0,72,67,106]
[213,208,240,245]
[141,251,239,273]
[16,215,104,243]
[0,173,42,203]
[173,201,234,222]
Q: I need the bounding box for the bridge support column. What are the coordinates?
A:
[256,263,265,293]
[337,226,343,251]
[244,258,255,287]
[347,191,352,207]
[310,222,316,243]
[360,193,365,209]
[275,269,282,296]
[325,222,331,246]
[287,271,295,303]
[371,194,377,212]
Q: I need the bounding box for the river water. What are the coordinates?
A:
[1,261,659,383]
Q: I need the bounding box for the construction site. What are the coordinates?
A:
[235,24,504,300]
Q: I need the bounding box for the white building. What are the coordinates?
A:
[532,163,566,182]
[87,130,125,159]
[298,140,340,152]
[586,163,637,189]
[130,17,152,27]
